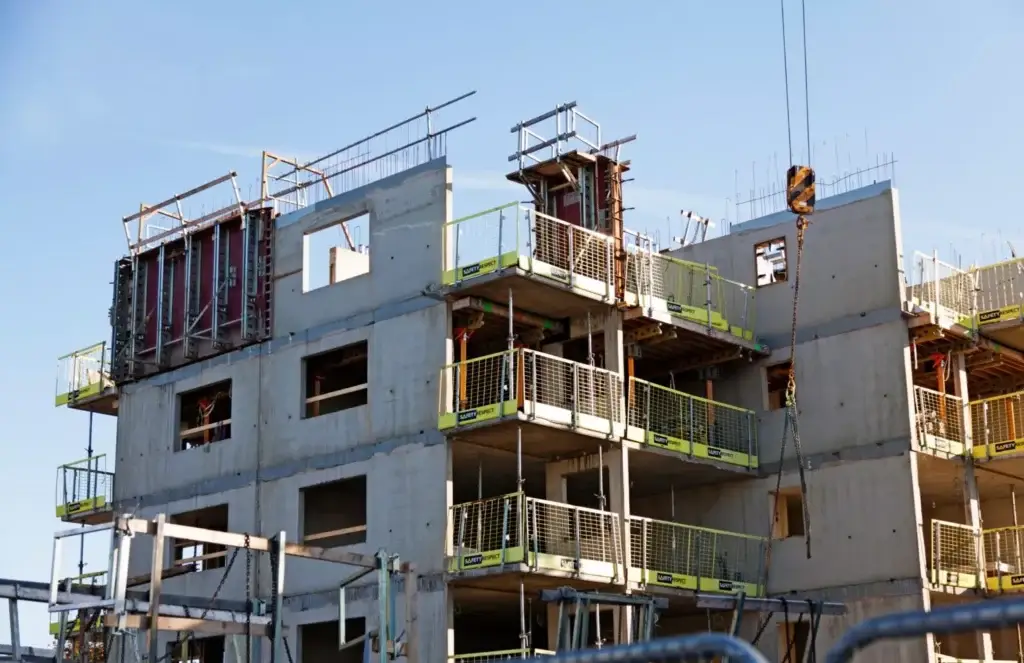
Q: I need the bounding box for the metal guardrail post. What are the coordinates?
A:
[825,598,1024,663]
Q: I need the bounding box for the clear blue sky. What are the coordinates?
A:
[1,0,1021,647]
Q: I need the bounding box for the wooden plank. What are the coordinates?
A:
[102,614,268,637]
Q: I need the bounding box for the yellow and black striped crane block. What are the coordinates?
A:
[786,165,816,215]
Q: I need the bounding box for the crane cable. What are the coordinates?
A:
[761,0,814,600]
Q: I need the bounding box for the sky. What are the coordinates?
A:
[1,0,1022,648]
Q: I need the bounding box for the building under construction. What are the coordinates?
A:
[35,94,1024,663]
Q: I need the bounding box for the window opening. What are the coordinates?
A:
[301,475,368,548]
[178,380,232,450]
[766,361,792,411]
[170,505,229,572]
[755,238,788,287]
[304,341,368,418]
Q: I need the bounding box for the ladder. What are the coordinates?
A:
[260,211,275,338]
[242,210,262,341]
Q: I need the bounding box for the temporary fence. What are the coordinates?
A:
[522,633,770,663]
[825,597,1024,663]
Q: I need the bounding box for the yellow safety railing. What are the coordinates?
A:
[448,649,555,663]
[628,517,765,596]
[972,256,1024,327]
[441,202,616,301]
[55,342,113,407]
[439,349,623,435]
[983,525,1024,592]
[913,386,966,455]
[930,520,980,589]
[906,251,976,327]
[449,493,622,581]
[49,571,108,635]
[55,455,114,520]
[626,378,757,469]
[970,390,1024,459]
[624,249,757,342]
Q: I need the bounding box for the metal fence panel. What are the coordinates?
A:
[523,633,770,663]
[826,597,1024,663]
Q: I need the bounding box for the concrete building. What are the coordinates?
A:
[48,100,1024,663]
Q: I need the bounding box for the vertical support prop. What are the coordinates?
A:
[8,597,20,663]
[271,532,286,663]
[148,514,167,663]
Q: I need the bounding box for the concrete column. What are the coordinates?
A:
[953,350,994,660]
[604,310,632,639]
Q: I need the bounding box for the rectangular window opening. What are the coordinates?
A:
[772,488,805,540]
[755,238,788,287]
[777,620,810,662]
[766,361,792,411]
[178,380,232,451]
[170,504,229,573]
[300,619,366,663]
[304,341,368,418]
[168,635,225,663]
[303,213,370,293]
[302,475,368,548]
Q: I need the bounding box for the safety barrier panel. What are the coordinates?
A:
[983,525,1024,592]
[930,520,981,590]
[624,249,757,342]
[906,251,976,327]
[627,516,765,597]
[825,596,1024,663]
[970,390,1024,459]
[626,378,758,469]
[55,455,114,521]
[448,493,622,582]
[439,349,623,437]
[448,649,555,663]
[48,572,108,635]
[55,342,113,407]
[913,385,966,455]
[972,257,1024,327]
[441,202,615,303]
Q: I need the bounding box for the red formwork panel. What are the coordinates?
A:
[115,209,274,381]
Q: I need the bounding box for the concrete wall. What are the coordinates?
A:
[111,160,455,663]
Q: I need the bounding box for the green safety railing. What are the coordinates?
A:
[55,342,113,407]
[55,455,114,520]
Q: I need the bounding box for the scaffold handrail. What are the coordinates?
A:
[624,246,758,341]
[449,649,555,663]
[913,385,966,453]
[970,255,1024,319]
[905,250,976,325]
[970,390,1024,457]
[448,493,622,580]
[55,342,113,407]
[930,519,981,589]
[441,201,616,302]
[439,348,624,433]
[627,377,758,468]
[54,455,114,520]
[627,515,766,596]
[520,632,770,663]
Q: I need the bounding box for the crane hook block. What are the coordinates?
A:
[786,165,816,215]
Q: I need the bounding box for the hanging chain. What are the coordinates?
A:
[244,533,252,663]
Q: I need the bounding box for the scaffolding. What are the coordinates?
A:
[48,515,416,663]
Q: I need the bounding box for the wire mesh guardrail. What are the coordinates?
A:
[439,349,623,436]
[913,386,966,455]
[972,257,1024,325]
[449,649,555,663]
[983,526,1024,591]
[55,455,114,520]
[628,517,765,596]
[449,493,622,580]
[55,342,112,407]
[624,250,757,341]
[441,202,616,302]
[970,390,1024,459]
[626,378,757,469]
[930,520,980,589]
[906,251,975,326]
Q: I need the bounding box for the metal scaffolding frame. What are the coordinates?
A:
[48,515,417,663]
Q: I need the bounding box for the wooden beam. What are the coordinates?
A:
[103,614,268,637]
[147,515,166,663]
